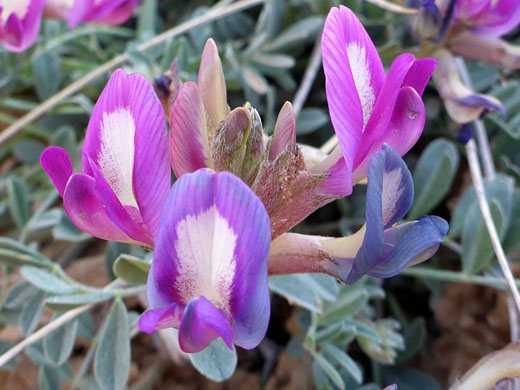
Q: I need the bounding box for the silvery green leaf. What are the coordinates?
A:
[21,266,77,294]
[13,140,47,164]
[396,318,426,363]
[4,281,37,309]
[44,314,78,366]
[28,209,63,232]
[318,288,368,324]
[0,238,52,263]
[189,338,237,382]
[40,365,61,390]
[265,16,324,51]
[51,125,77,157]
[462,199,505,274]
[21,292,46,336]
[269,274,325,313]
[253,53,295,69]
[409,139,459,219]
[105,242,131,280]
[0,248,52,268]
[26,340,47,365]
[77,312,95,340]
[322,343,363,384]
[7,177,29,228]
[94,299,130,390]
[0,307,21,325]
[307,274,339,302]
[0,341,18,370]
[296,108,329,135]
[313,352,345,390]
[315,322,344,344]
[45,292,114,312]
[345,320,382,344]
[503,190,520,254]
[32,51,61,100]
[329,322,357,344]
[450,175,514,238]
[53,214,91,242]
[113,254,150,285]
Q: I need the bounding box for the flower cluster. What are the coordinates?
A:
[0,0,140,52]
[41,6,448,353]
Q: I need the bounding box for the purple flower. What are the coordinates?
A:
[40,69,170,248]
[321,5,436,194]
[0,0,45,52]
[138,169,271,353]
[453,0,520,38]
[430,0,520,71]
[268,145,448,284]
[44,0,141,29]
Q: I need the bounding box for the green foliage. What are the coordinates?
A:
[409,138,459,219]
[94,299,130,390]
[113,254,151,285]
[43,315,78,366]
[189,338,238,382]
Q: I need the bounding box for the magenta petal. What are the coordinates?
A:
[1,14,23,49]
[270,101,296,161]
[63,173,133,243]
[129,72,170,238]
[0,0,45,52]
[64,0,93,28]
[87,0,139,25]
[403,58,437,96]
[138,303,184,334]
[169,82,212,177]
[179,296,234,353]
[83,152,153,246]
[352,87,426,183]
[472,0,520,37]
[355,53,416,169]
[40,147,73,196]
[322,6,385,192]
[81,69,169,239]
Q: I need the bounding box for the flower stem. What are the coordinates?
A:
[401,266,520,290]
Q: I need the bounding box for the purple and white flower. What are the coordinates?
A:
[41,69,170,248]
[268,145,448,284]
[138,169,271,353]
[0,0,45,52]
[320,5,436,193]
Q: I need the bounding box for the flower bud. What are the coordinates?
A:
[212,107,251,176]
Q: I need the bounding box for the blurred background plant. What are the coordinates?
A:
[1,0,520,389]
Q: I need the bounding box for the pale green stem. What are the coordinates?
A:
[401,266,520,290]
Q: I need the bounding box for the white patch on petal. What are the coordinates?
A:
[174,205,237,313]
[98,108,138,208]
[0,0,31,25]
[346,43,375,130]
[382,168,404,225]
